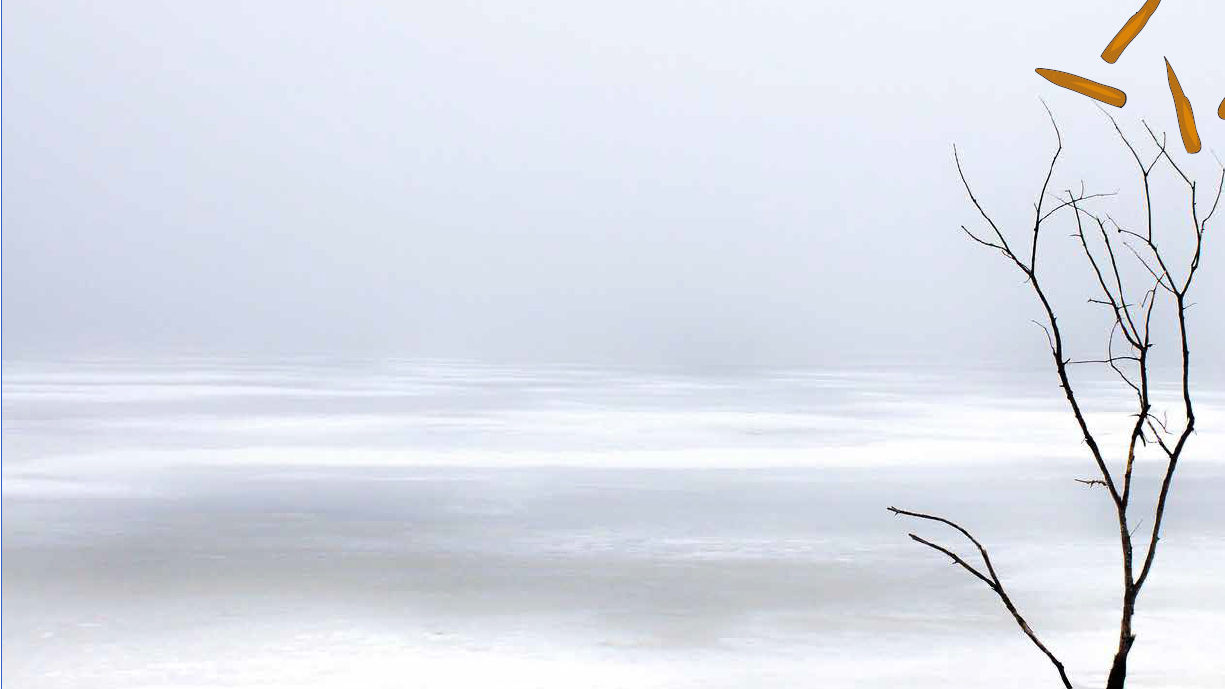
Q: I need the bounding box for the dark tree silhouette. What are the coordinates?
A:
[890,108,1224,689]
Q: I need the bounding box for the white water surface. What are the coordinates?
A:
[4,359,1224,688]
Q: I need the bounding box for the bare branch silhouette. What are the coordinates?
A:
[888,507,1074,688]
[894,108,1224,689]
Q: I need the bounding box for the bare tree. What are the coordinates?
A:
[889,108,1225,689]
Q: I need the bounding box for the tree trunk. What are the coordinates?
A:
[1105,638,1134,689]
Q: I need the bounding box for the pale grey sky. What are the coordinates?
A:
[4,0,1224,366]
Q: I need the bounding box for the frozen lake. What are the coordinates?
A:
[4,359,1224,688]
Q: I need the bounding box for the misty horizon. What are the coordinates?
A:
[4,2,1225,688]
[5,1,1224,365]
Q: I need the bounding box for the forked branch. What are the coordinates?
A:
[888,506,1073,689]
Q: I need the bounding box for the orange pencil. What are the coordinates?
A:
[1036,69,1127,108]
[1165,59,1200,154]
[1102,0,1161,64]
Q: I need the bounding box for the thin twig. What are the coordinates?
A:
[888,506,1073,689]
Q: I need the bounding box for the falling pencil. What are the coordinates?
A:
[1102,0,1162,64]
[1036,68,1127,108]
[1165,59,1200,154]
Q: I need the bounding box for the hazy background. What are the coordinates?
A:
[5,0,1225,366]
[6,5,1225,687]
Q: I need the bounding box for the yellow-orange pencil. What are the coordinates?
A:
[1102,0,1162,64]
[1036,69,1127,108]
[1219,97,1225,121]
[1165,59,1200,154]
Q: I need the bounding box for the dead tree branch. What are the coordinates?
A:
[895,107,1223,689]
[888,507,1073,689]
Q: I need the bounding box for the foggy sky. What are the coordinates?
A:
[4,0,1224,366]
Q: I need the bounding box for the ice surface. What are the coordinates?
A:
[4,359,1224,688]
